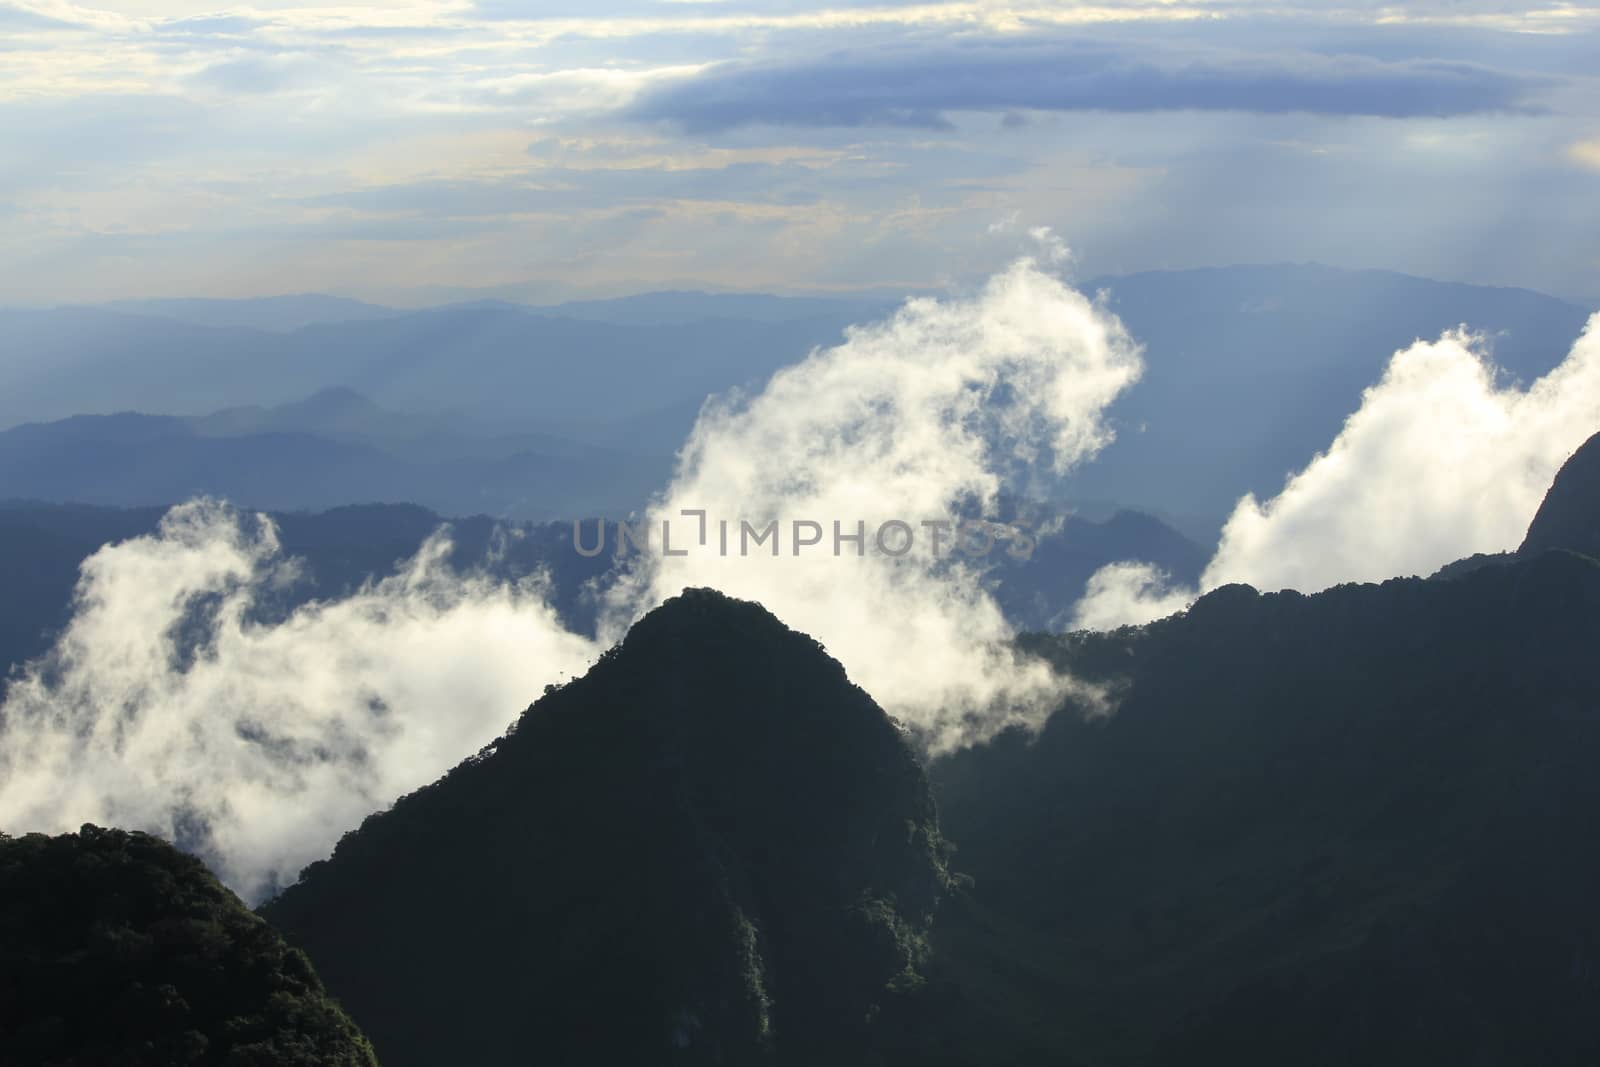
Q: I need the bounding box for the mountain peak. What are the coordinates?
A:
[263,589,948,1066]
[1520,431,1600,560]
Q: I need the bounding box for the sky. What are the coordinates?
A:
[3,0,1599,305]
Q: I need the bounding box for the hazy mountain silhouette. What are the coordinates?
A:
[0,304,855,442]
[0,395,662,520]
[99,295,397,333]
[7,267,1589,519]
[0,824,378,1066]
[262,588,949,1066]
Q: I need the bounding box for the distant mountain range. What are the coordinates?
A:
[1,825,377,1066]
[0,389,663,520]
[0,496,1206,690]
[97,294,398,333]
[5,265,1587,520]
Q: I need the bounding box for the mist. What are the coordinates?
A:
[0,249,1146,894]
[1075,314,1600,629]
[0,501,599,902]
[603,251,1143,753]
[15,254,1587,900]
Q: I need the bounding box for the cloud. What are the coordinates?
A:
[0,501,599,902]
[0,1,71,29]
[626,40,1549,130]
[0,254,1144,896]
[1074,314,1600,628]
[601,253,1142,753]
[1071,560,1194,631]
[6,250,1598,903]
[461,64,707,119]
[1571,137,1600,170]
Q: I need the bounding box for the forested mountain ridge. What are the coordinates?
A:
[926,545,1600,1064]
[0,825,378,1066]
[261,588,950,1066]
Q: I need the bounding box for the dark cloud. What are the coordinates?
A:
[626,40,1551,131]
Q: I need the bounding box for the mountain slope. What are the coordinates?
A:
[9,267,1590,519]
[0,403,662,519]
[261,588,949,1066]
[1521,430,1600,559]
[0,825,378,1067]
[928,547,1600,1064]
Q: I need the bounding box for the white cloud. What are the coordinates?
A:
[0,500,599,902]
[1570,137,1600,170]
[602,254,1141,753]
[1071,560,1193,630]
[0,255,1146,896]
[1074,314,1600,628]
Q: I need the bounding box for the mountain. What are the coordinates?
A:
[926,546,1600,1064]
[98,295,397,333]
[0,501,616,695]
[261,588,949,1066]
[8,267,1589,521]
[0,397,663,520]
[189,387,623,465]
[1435,430,1600,580]
[0,304,857,445]
[1521,430,1600,560]
[0,824,377,1066]
[9,447,1600,1062]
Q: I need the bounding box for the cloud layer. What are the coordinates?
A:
[3,242,1599,902]
[628,43,1546,131]
[1074,313,1600,628]
[2,0,1597,304]
[603,247,1141,753]
[0,248,1143,892]
[0,501,598,900]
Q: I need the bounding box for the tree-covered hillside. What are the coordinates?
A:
[927,546,1600,1064]
[0,825,378,1067]
[262,588,949,1066]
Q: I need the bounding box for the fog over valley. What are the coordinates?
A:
[4,2,1600,1064]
